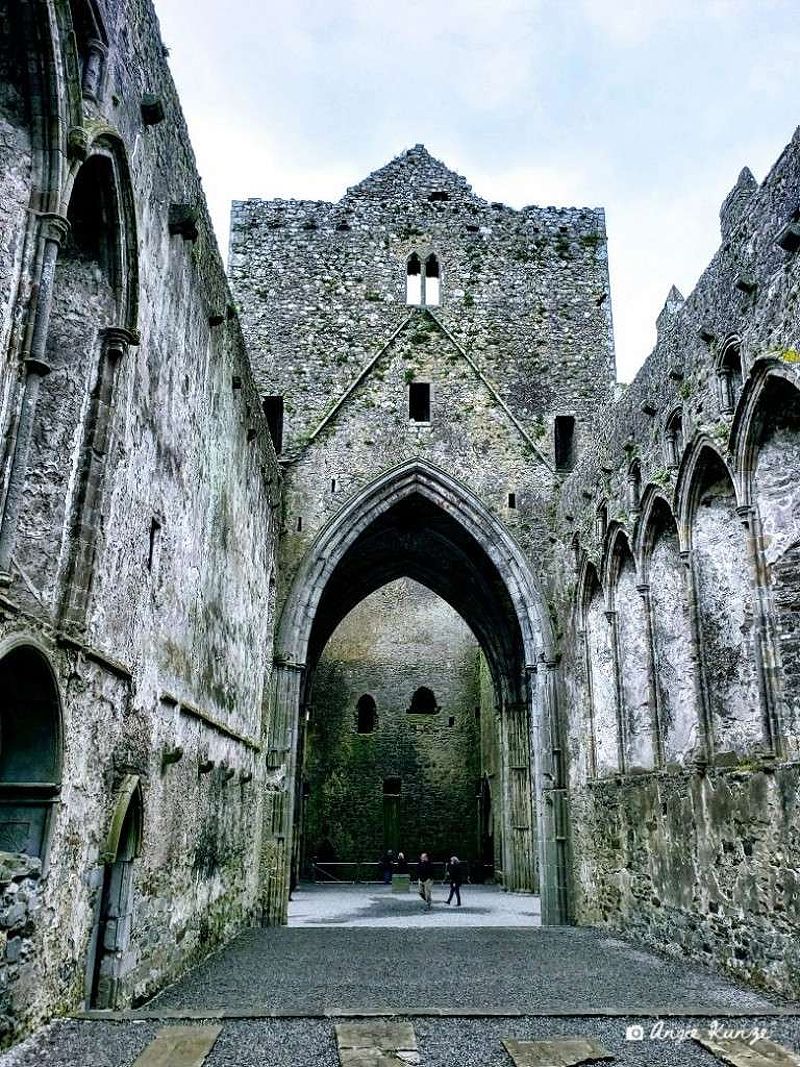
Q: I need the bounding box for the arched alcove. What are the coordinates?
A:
[608,532,653,771]
[581,564,618,776]
[748,374,800,750]
[0,643,62,858]
[641,496,699,764]
[409,686,437,714]
[356,693,377,733]
[686,446,761,757]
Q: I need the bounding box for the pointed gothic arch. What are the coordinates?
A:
[267,459,568,925]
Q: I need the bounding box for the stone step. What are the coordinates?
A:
[131,1025,222,1067]
[335,1020,420,1066]
[502,1036,615,1066]
[695,1030,800,1066]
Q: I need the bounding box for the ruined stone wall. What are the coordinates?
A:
[555,127,800,998]
[302,579,482,869]
[0,0,280,1043]
[230,145,614,467]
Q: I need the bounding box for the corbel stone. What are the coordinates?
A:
[199,758,215,775]
[141,94,166,126]
[67,126,89,161]
[168,203,199,242]
[776,220,800,253]
[161,746,183,772]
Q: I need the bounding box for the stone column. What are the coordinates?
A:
[0,213,69,577]
[605,608,627,772]
[259,659,304,925]
[82,39,107,100]
[737,503,782,755]
[60,327,135,627]
[680,548,713,763]
[637,582,664,767]
[537,657,572,925]
[578,626,598,778]
[499,689,536,893]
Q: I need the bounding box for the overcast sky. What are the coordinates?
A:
[157,1,798,382]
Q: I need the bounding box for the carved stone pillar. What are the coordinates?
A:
[637,582,664,766]
[679,548,712,764]
[60,327,135,627]
[259,659,304,925]
[736,503,782,755]
[537,657,572,925]
[605,607,626,772]
[578,626,598,778]
[0,214,69,577]
[498,691,536,894]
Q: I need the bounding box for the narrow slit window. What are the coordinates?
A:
[507,492,516,509]
[296,516,303,532]
[263,396,284,454]
[406,254,422,305]
[409,382,431,423]
[148,518,161,573]
[554,415,576,472]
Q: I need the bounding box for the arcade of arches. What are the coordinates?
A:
[0,0,798,1049]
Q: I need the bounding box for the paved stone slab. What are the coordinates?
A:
[695,1031,800,1066]
[502,1036,614,1066]
[335,1021,419,1066]
[132,1025,222,1067]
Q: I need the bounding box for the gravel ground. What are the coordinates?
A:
[146,926,776,1014]
[4,1015,800,1067]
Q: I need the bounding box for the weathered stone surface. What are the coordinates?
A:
[132,1025,222,1067]
[502,1036,614,1066]
[694,1031,800,1066]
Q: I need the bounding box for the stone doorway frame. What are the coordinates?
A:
[261,460,571,926]
[85,773,142,1009]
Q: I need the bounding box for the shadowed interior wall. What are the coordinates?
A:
[302,578,483,869]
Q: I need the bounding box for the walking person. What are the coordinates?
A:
[446,855,463,906]
[417,852,434,910]
[379,849,394,885]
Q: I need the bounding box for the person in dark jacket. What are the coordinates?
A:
[446,855,463,906]
[379,850,394,885]
[417,852,434,909]
[396,852,409,875]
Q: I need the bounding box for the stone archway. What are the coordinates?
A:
[262,460,569,926]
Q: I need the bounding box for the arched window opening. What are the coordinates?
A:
[356,694,377,734]
[0,646,61,859]
[406,254,422,305]
[424,254,440,306]
[628,460,642,512]
[66,155,120,293]
[664,410,684,469]
[718,338,743,415]
[405,252,441,306]
[409,686,437,714]
[595,503,608,543]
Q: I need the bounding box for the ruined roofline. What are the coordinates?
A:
[230,143,607,221]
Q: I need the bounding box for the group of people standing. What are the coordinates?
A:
[379,850,464,910]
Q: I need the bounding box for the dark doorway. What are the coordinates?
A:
[88,780,142,1009]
